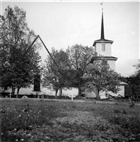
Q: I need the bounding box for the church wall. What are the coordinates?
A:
[117,85,125,97]
[108,60,115,70]
[0,87,11,93]
[0,85,125,99]
[95,43,112,56]
[0,85,79,98]
[85,85,125,99]
[85,91,96,98]
[107,85,125,97]
[61,88,78,98]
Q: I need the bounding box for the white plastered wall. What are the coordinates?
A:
[107,60,116,71]
[85,85,125,99]
[95,43,112,56]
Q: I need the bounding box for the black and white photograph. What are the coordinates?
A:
[0,0,140,142]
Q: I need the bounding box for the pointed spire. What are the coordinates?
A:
[93,2,113,46]
[101,11,105,40]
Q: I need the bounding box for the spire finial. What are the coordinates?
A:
[100,2,103,11]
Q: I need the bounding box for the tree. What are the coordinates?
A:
[42,48,72,98]
[83,59,120,99]
[127,60,140,100]
[134,59,140,72]
[67,44,95,97]
[0,6,41,97]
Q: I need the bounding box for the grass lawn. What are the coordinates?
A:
[0,99,140,142]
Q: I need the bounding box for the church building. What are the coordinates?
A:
[92,11,117,71]
[0,5,126,99]
[85,9,126,99]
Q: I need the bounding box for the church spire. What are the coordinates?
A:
[93,2,113,46]
[101,11,105,40]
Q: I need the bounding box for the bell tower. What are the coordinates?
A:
[92,3,117,70]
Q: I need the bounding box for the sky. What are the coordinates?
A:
[0,0,139,77]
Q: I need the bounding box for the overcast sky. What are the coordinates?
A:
[1,1,139,77]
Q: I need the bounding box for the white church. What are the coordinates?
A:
[0,8,127,99]
[84,11,127,99]
[93,11,117,71]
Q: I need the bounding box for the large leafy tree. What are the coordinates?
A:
[0,6,41,97]
[127,60,140,100]
[67,44,95,97]
[135,60,140,71]
[127,75,140,100]
[42,48,72,98]
[83,59,120,99]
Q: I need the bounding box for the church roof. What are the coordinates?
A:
[119,81,127,85]
[91,56,118,62]
[93,12,113,46]
[93,39,113,46]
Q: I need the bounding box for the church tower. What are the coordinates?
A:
[92,8,117,70]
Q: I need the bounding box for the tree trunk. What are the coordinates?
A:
[55,88,58,99]
[12,86,15,96]
[59,88,62,99]
[16,87,20,98]
[96,88,100,100]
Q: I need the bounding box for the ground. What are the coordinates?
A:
[0,99,140,142]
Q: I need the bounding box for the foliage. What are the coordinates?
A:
[0,6,41,96]
[1,99,140,142]
[84,59,120,99]
[127,74,140,99]
[67,44,95,97]
[125,60,140,99]
[134,59,140,73]
[43,44,95,98]
[42,48,72,98]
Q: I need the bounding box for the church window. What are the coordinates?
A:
[102,44,105,51]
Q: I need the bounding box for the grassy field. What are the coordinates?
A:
[0,99,140,142]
